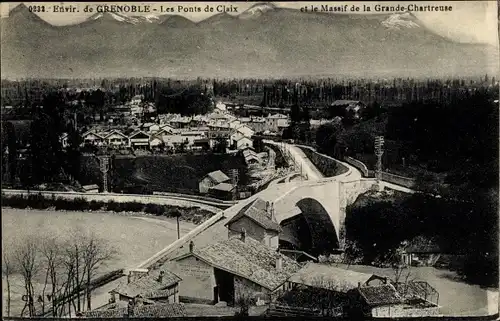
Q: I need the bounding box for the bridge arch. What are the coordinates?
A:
[296,198,340,255]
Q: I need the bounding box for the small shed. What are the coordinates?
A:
[82,184,99,193]
[199,170,231,194]
[208,183,236,201]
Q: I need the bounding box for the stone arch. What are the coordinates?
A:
[295,197,340,255]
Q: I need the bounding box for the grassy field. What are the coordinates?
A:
[80,153,248,194]
[2,208,196,317]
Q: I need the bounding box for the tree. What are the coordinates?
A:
[213,137,228,154]
[5,122,18,185]
[39,235,65,316]
[13,237,41,317]
[81,232,116,311]
[2,245,16,317]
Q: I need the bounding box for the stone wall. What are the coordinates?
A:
[371,304,439,318]
[167,255,215,303]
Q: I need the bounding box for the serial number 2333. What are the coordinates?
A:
[29,6,46,12]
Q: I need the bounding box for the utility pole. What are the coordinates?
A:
[374,136,385,191]
[230,168,239,200]
[98,155,110,193]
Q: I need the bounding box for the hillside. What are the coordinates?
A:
[1,3,498,79]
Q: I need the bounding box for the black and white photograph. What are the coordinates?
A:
[1,1,499,319]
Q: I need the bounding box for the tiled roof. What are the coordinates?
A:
[209,182,235,192]
[358,284,403,307]
[83,303,187,318]
[187,237,300,290]
[288,263,373,293]
[331,100,362,106]
[207,170,230,183]
[112,268,181,298]
[226,198,281,232]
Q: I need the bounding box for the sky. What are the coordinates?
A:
[1,1,498,46]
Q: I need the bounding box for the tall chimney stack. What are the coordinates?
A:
[189,241,194,253]
[127,272,132,284]
[275,250,283,271]
[241,228,246,242]
[158,270,165,283]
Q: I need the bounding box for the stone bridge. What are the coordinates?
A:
[273,177,378,255]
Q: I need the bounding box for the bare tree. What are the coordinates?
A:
[39,235,66,316]
[81,232,116,311]
[13,237,41,317]
[2,247,17,317]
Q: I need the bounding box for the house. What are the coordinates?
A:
[199,170,231,194]
[149,135,165,151]
[265,114,288,132]
[274,263,383,317]
[159,124,176,134]
[235,124,255,138]
[168,235,301,306]
[230,131,245,146]
[331,100,366,119]
[104,130,129,148]
[242,149,261,165]
[208,183,236,201]
[235,136,253,150]
[110,268,182,304]
[129,130,151,150]
[224,198,281,249]
[148,124,161,133]
[400,236,441,267]
[352,282,439,318]
[82,184,99,193]
[82,130,105,147]
[82,302,187,318]
[161,134,187,149]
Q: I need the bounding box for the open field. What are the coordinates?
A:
[2,208,196,317]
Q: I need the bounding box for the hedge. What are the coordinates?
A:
[2,193,214,224]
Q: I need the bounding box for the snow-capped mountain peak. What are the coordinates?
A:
[382,12,420,30]
[239,2,276,19]
[88,12,140,24]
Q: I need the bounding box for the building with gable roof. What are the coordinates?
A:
[199,170,231,194]
[168,233,301,306]
[225,198,281,249]
[110,268,182,304]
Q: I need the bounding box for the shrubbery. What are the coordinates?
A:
[2,193,215,224]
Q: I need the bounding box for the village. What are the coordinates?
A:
[80,197,441,318]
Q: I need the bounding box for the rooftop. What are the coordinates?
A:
[209,182,236,192]
[83,303,187,318]
[226,198,281,232]
[288,263,373,293]
[111,268,181,299]
[176,237,300,290]
[206,170,231,184]
[357,284,403,307]
[331,100,362,106]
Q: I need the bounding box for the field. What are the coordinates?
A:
[2,208,196,316]
[80,153,249,194]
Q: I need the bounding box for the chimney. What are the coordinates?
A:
[358,282,361,289]
[275,250,283,271]
[157,270,165,283]
[127,272,132,284]
[240,228,247,242]
[189,241,195,253]
[127,299,134,317]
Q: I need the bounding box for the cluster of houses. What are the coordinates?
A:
[67,109,292,154]
[84,198,440,318]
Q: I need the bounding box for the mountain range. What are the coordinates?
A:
[1,3,498,79]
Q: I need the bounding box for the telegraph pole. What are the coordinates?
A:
[98,155,110,193]
[374,136,385,191]
[230,168,239,200]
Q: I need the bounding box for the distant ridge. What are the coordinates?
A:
[1,3,498,79]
